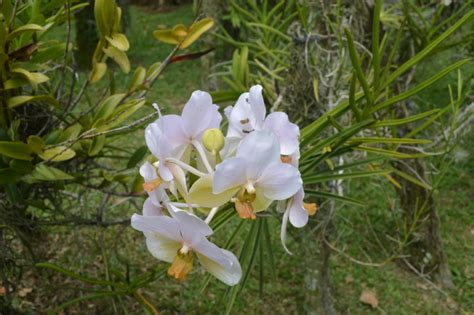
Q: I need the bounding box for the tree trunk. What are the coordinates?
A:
[75,1,98,71]
[393,156,454,288]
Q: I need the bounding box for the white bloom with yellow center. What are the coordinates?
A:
[212,130,302,219]
[131,204,242,286]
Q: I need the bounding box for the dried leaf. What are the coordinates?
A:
[18,287,33,297]
[0,287,5,295]
[360,289,379,309]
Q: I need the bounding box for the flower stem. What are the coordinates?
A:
[192,140,213,173]
[166,158,206,177]
[205,207,219,224]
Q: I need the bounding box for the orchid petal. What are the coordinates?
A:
[167,204,213,240]
[139,161,158,183]
[189,174,240,208]
[194,238,242,286]
[257,162,302,200]
[131,214,181,242]
[181,91,219,138]
[213,157,247,194]
[158,115,188,147]
[229,92,255,136]
[288,189,308,228]
[249,85,266,129]
[143,197,163,217]
[253,187,273,212]
[144,122,162,157]
[280,208,292,255]
[236,130,281,179]
[264,112,300,155]
[145,233,181,263]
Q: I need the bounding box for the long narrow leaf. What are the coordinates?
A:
[304,190,365,207]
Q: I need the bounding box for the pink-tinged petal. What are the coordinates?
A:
[236,130,281,179]
[249,85,266,129]
[257,162,302,200]
[288,189,308,228]
[167,204,213,240]
[181,91,216,138]
[194,238,242,286]
[131,214,182,242]
[139,161,157,183]
[213,157,247,194]
[264,112,300,155]
[145,233,181,263]
[158,115,188,147]
[229,92,255,136]
[143,197,163,216]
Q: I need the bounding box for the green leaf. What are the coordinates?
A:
[356,146,427,159]
[0,168,23,184]
[103,45,130,73]
[189,174,239,208]
[36,262,123,287]
[58,124,82,142]
[347,137,431,145]
[39,146,76,162]
[344,28,373,107]
[146,62,162,82]
[370,109,440,127]
[27,135,45,154]
[0,141,32,160]
[101,99,146,130]
[181,18,214,49]
[127,146,148,168]
[9,160,34,174]
[153,29,180,45]
[383,11,474,89]
[393,169,432,190]
[7,95,60,109]
[105,33,129,51]
[89,62,107,84]
[371,59,470,113]
[6,24,45,42]
[3,77,30,90]
[94,0,115,36]
[88,135,106,156]
[305,190,365,207]
[11,68,49,89]
[128,66,146,92]
[29,165,74,181]
[244,22,292,41]
[94,93,125,122]
[303,169,390,184]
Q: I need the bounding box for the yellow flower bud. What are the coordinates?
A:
[202,128,225,153]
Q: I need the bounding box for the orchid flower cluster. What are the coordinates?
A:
[131,85,316,286]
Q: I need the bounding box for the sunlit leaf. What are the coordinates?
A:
[39,146,76,162]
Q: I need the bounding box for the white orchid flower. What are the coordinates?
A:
[212,130,302,219]
[280,188,316,254]
[226,85,300,156]
[131,204,242,286]
[145,91,222,181]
